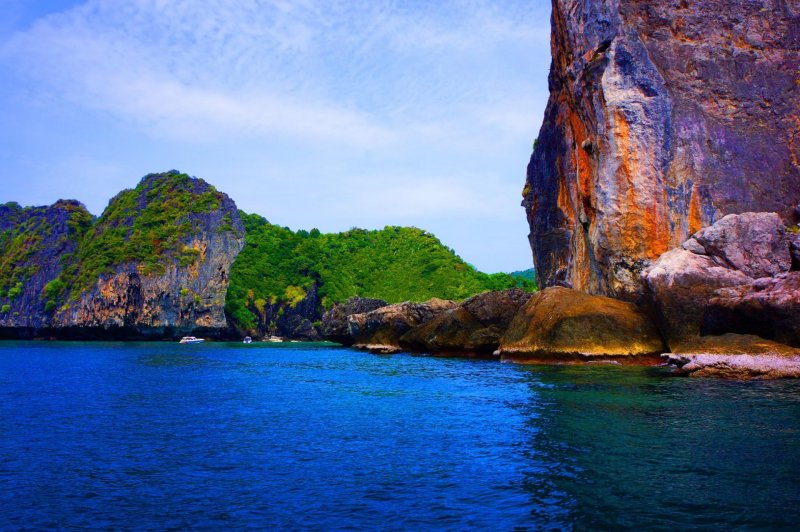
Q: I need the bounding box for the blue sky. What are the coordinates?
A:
[0,0,552,273]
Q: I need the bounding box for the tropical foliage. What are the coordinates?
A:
[225,213,536,330]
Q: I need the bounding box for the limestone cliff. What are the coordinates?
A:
[524,0,800,299]
[0,200,93,333]
[50,171,245,338]
[0,171,244,338]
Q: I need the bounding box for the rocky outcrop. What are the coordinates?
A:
[524,0,800,300]
[665,334,800,379]
[703,272,800,348]
[0,200,93,334]
[49,172,244,339]
[644,212,798,347]
[399,289,533,355]
[498,287,665,363]
[346,298,457,353]
[321,297,388,345]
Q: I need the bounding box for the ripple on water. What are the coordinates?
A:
[0,342,799,529]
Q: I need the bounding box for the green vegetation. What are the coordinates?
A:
[59,171,226,294]
[0,200,93,311]
[509,268,536,281]
[225,213,536,330]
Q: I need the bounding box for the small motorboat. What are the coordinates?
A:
[243,336,253,344]
[179,336,204,344]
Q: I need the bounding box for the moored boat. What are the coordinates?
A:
[243,336,253,344]
[179,336,204,344]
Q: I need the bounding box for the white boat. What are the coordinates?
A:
[179,336,204,344]
[243,336,253,344]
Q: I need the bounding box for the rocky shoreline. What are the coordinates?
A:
[320,212,800,379]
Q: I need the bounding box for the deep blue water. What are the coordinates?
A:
[1,341,799,530]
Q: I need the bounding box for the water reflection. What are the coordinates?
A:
[510,364,800,529]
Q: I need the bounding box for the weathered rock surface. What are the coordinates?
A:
[498,287,665,363]
[50,172,245,339]
[703,272,800,348]
[643,248,752,346]
[347,298,457,353]
[321,297,388,345]
[789,231,800,270]
[691,213,791,278]
[0,200,93,334]
[644,213,798,347]
[399,289,533,355]
[665,334,800,379]
[524,0,800,300]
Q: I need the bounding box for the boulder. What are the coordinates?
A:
[644,213,799,348]
[643,248,751,347]
[399,307,492,355]
[498,287,665,363]
[320,297,388,345]
[691,213,791,278]
[347,298,457,353]
[399,289,533,355]
[462,288,533,329]
[665,334,800,379]
[702,272,800,348]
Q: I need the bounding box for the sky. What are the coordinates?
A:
[0,0,552,273]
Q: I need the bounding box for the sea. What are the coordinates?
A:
[1,341,799,530]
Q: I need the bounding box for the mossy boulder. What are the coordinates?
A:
[498,287,665,363]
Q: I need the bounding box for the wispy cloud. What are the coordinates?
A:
[0,0,551,271]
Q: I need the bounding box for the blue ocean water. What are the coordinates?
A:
[1,341,799,530]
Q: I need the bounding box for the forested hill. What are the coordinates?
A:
[224,212,535,334]
[0,171,535,340]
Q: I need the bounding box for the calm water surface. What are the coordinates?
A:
[1,341,799,529]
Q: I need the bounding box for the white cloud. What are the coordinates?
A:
[0,0,552,272]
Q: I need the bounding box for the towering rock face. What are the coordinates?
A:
[0,200,93,332]
[524,0,800,299]
[50,171,245,338]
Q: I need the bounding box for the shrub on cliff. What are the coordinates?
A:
[58,171,229,295]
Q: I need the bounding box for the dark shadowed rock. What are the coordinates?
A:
[399,307,492,355]
[498,287,665,363]
[702,272,800,348]
[399,289,534,355]
[347,298,457,353]
[665,334,800,379]
[321,297,388,345]
[789,231,800,270]
[524,1,800,299]
[462,288,533,329]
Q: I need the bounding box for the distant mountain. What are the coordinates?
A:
[509,268,535,282]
